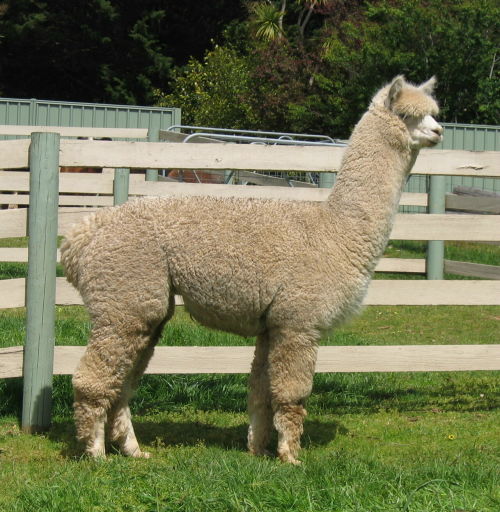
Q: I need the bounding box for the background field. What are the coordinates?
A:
[0,240,499,511]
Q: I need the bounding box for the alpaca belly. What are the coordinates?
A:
[170,259,275,337]
[181,296,266,337]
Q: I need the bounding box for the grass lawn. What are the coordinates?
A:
[0,240,499,511]
[1,304,499,511]
[1,408,498,512]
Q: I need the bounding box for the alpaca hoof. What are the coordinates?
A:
[249,448,273,458]
[86,447,106,458]
[279,455,302,466]
[126,447,151,459]
[278,452,302,465]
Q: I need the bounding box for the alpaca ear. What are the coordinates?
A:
[385,75,405,109]
[419,76,437,95]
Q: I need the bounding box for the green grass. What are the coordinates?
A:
[0,237,62,280]
[382,240,500,281]
[0,409,498,511]
[386,240,500,266]
[0,239,499,510]
[1,304,499,511]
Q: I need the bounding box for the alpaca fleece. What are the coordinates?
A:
[61,75,442,463]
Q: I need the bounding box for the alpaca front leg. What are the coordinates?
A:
[248,334,273,456]
[268,328,318,464]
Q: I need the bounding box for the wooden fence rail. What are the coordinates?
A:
[2,344,499,379]
[2,206,499,241]
[0,132,499,431]
[2,277,500,310]
[2,138,500,175]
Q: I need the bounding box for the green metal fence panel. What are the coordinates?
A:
[439,123,500,196]
[0,99,32,129]
[439,123,500,151]
[403,122,500,212]
[0,97,181,140]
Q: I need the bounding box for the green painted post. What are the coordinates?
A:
[146,128,159,182]
[319,171,336,189]
[113,168,130,205]
[426,174,446,279]
[22,132,60,433]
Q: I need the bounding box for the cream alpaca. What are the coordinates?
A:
[61,76,442,464]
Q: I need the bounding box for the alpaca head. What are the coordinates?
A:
[373,75,443,148]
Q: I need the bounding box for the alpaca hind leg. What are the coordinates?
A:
[107,357,149,457]
[72,395,107,457]
[72,223,172,457]
[108,310,172,457]
[73,316,167,457]
[247,333,273,456]
[267,328,318,464]
[73,325,133,457]
[108,344,157,457]
[108,403,146,458]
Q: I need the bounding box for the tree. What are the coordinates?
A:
[249,1,341,43]
[156,45,258,129]
[157,0,498,136]
[0,0,245,104]
[0,0,172,103]
[316,0,499,131]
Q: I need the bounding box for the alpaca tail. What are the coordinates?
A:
[60,209,110,289]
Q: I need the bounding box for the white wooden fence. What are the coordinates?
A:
[1,127,499,382]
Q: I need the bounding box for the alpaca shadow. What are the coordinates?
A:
[128,417,346,451]
[49,419,80,458]
[50,417,347,458]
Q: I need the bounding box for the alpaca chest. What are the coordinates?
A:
[310,272,371,333]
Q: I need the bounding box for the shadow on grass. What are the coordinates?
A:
[135,417,346,451]
[49,416,346,458]
[312,372,499,414]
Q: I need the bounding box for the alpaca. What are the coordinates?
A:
[61,75,442,464]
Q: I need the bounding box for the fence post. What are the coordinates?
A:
[426,174,446,279]
[22,132,60,433]
[146,128,159,182]
[113,168,130,205]
[319,171,336,189]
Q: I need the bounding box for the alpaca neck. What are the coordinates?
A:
[326,108,418,273]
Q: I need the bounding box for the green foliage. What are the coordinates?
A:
[156,45,259,129]
[317,0,500,130]
[249,1,339,43]
[1,0,497,130]
[248,41,320,132]
[0,0,245,104]
[0,0,171,104]
[156,0,498,136]
[250,2,285,41]
[476,73,500,124]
